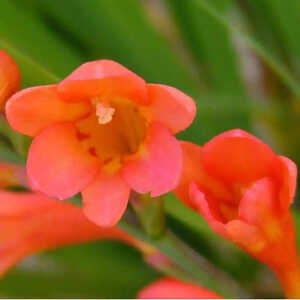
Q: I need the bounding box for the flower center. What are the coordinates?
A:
[216,183,249,223]
[75,97,147,171]
[95,102,115,124]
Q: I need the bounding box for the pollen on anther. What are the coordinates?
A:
[96,102,115,124]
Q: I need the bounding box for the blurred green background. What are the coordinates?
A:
[0,0,300,298]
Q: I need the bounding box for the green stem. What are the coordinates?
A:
[0,116,29,161]
[118,217,250,298]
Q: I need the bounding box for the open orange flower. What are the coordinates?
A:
[175,129,300,298]
[6,60,196,227]
[138,277,222,299]
[0,50,20,111]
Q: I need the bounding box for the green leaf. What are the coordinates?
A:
[189,0,300,97]
[178,93,252,143]
[0,0,83,86]
[250,0,300,76]
[0,117,31,160]
[237,1,288,64]
[167,0,246,94]
[0,241,159,298]
[0,141,23,164]
[24,0,202,96]
[293,210,300,248]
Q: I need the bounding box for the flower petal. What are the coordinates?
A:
[6,85,91,137]
[138,277,222,299]
[82,171,130,227]
[175,142,233,209]
[238,177,283,242]
[226,220,266,253]
[27,122,100,199]
[58,60,148,104]
[0,50,20,110]
[278,156,297,208]
[189,182,229,239]
[0,244,30,279]
[122,123,182,197]
[146,84,196,134]
[239,177,276,226]
[0,191,54,217]
[201,129,280,183]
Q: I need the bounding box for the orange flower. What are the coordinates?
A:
[138,277,222,299]
[6,60,196,227]
[175,129,300,298]
[0,162,136,277]
[0,50,20,111]
[0,190,135,277]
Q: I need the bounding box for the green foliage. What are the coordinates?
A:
[0,241,159,298]
[23,0,201,95]
[167,0,245,94]
[0,0,82,85]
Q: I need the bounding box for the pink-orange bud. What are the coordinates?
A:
[0,190,136,277]
[138,277,222,299]
[0,50,20,111]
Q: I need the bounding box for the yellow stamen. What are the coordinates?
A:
[96,102,115,124]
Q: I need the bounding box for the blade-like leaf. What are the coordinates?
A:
[24,0,202,96]
[0,0,83,86]
[0,241,159,298]
[190,0,300,97]
[167,0,246,95]
[178,93,252,143]
[251,0,300,76]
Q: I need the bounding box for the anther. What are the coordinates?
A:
[96,102,115,124]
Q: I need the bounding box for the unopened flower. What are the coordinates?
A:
[0,162,136,276]
[175,129,300,298]
[0,162,157,278]
[138,277,222,299]
[6,60,196,227]
[0,50,20,111]
[0,189,136,277]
